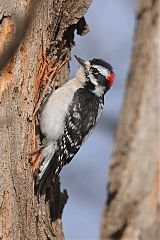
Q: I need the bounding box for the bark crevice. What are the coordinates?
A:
[0,0,92,239]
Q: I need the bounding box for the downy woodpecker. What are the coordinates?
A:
[34,55,115,198]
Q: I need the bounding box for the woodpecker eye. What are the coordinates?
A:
[92,68,99,74]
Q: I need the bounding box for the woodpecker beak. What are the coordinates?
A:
[74,55,86,68]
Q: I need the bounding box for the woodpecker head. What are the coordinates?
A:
[75,55,115,96]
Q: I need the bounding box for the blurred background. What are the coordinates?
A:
[61,0,137,239]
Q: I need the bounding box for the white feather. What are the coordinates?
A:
[95,65,110,77]
[38,142,58,180]
[40,79,82,142]
[92,85,106,97]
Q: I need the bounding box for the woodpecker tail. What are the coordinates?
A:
[34,142,61,201]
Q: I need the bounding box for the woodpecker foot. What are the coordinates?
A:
[30,146,43,172]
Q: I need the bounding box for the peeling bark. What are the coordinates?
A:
[101,0,160,240]
[0,0,92,239]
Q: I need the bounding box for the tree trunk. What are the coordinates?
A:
[101,0,160,239]
[0,0,92,239]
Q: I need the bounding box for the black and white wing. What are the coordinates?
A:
[34,88,104,196]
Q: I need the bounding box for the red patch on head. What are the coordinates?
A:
[107,73,115,86]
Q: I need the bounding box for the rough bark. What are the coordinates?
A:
[101,0,160,240]
[0,0,92,239]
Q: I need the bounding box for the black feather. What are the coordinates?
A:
[90,58,113,72]
[35,88,104,198]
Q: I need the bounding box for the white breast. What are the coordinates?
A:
[40,79,82,142]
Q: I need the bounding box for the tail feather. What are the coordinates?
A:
[34,160,55,201]
[34,142,60,200]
